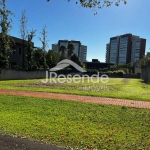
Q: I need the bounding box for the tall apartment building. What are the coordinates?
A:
[52,40,87,62]
[106,34,146,65]
[105,43,110,63]
[52,44,58,52]
[80,45,87,62]
[131,36,146,63]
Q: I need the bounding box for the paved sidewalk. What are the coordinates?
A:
[0,133,66,150]
[0,89,150,109]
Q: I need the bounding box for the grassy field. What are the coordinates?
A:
[0,95,150,149]
[0,78,150,101]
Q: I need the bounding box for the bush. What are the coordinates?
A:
[104,70,125,76]
[87,69,98,74]
[139,53,150,68]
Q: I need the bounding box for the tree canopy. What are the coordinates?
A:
[0,0,14,68]
[139,53,150,68]
[46,50,60,68]
[47,0,127,9]
[67,42,75,58]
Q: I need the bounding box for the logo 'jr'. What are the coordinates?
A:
[49,59,86,72]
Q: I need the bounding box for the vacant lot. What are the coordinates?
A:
[0,95,150,150]
[0,78,150,101]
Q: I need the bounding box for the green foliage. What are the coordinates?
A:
[39,25,49,69]
[67,42,75,58]
[139,52,150,68]
[0,0,14,68]
[39,25,49,51]
[24,30,37,70]
[87,69,98,74]
[19,9,28,40]
[59,45,66,57]
[110,63,133,74]
[0,52,9,67]
[86,69,125,76]
[47,0,127,12]
[0,95,150,149]
[59,54,67,61]
[33,47,47,69]
[19,9,28,67]
[1,78,150,101]
[46,50,60,68]
[108,70,125,76]
[70,54,84,68]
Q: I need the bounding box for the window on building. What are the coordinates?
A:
[111,39,117,44]
[19,48,21,55]
[120,37,128,43]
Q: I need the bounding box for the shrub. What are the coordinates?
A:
[139,53,150,68]
[87,69,98,74]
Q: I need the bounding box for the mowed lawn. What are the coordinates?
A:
[0,78,150,101]
[0,95,150,149]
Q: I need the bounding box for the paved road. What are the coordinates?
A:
[0,134,66,150]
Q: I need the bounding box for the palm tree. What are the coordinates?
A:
[59,45,66,56]
[67,42,75,58]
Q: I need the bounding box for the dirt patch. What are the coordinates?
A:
[0,89,150,109]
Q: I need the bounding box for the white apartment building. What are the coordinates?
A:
[52,40,87,63]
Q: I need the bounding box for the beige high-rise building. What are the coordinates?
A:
[52,40,87,62]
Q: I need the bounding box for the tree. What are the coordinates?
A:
[46,50,60,68]
[39,25,49,69]
[70,54,84,69]
[47,0,127,14]
[0,0,14,68]
[110,63,133,73]
[59,45,67,60]
[25,29,36,70]
[139,53,150,68]
[67,42,75,58]
[19,9,28,67]
[33,47,46,69]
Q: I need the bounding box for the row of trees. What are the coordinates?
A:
[0,0,49,69]
[0,0,14,68]
[0,0,84,71]
[110,63,134,74]
[21,47,84,71]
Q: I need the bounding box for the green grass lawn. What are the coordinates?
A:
[0,95,150,149]
[0,78,150,101]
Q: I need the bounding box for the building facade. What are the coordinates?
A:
[52,40,87,62]
[105,43,110,63]
[84,59,113,71]
[79,45,87,63]
[52,44,58,52]
[106,34,146,65]
[8,36,34,68]
[131,36,146,63]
